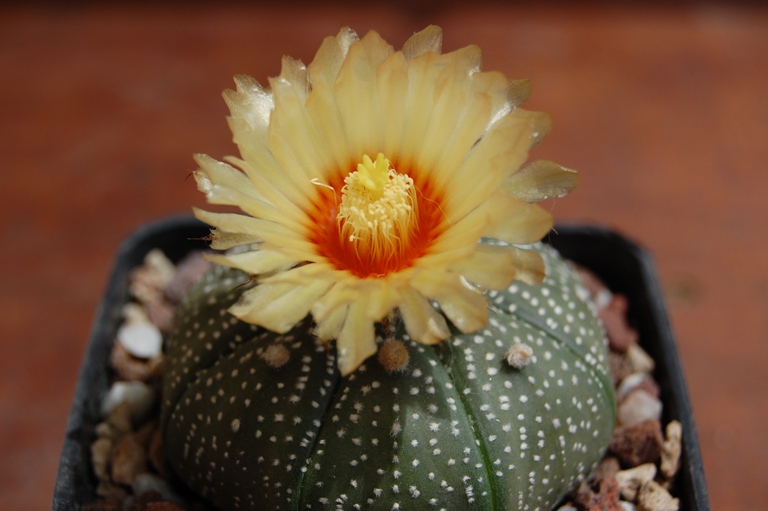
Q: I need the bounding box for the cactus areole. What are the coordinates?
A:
[161,243,616,510]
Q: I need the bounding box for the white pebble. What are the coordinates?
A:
[133,472,186,506]
[117,321,163,358]
[617,372,654,400]
[626,344,655,374]
[661,420,683,479]
[143,249,176,287]
[121,303,150,325]
[101,381,155,421]
[594,288,613,309]
[618,390,662,426]
[638,480,679,511]
[616,463,657,501]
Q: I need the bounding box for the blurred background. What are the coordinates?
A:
[1,1,766,509]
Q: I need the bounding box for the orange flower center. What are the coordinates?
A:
[309,154,444,278]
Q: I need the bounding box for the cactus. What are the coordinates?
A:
[161,243,615,510]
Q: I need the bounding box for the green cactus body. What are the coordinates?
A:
[161,244,615,510]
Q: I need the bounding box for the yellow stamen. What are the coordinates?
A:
[337,153,417,268]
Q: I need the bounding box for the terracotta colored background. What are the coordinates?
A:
[1,2,766,510]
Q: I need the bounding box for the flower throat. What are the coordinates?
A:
[335,153,418,274]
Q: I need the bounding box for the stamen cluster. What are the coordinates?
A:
[337,154,417,273]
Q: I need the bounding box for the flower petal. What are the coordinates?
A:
[415,45,483,176]
[397,52,451,169]
[450,243,546,289]
[376,51,409,160]
[503,159,578,202]
[313,304,347,341]
[471,70,511,127]
[205,250,297,276]
[208,229,261,250]
[443,112,533,221]
[268,81,330,192]
[506,79,532,110]
[304,80,353,180]
[203,184,308,232]
[223,74,272,136]
[437,191,552,250]
[333,31,393,159]
[481,194,554,245]
[402,25,442,59]
[428,91,492,196]
[311,280,360,324]
[436,283,489,333]
[193,153,264,202]
[193,209,317,256]
[277,56,310,101]
[226,120,311,209]
[307,27,358,90]
[262,262,338,285]
[515,108,552,148]
[229,279,332,333]
[398,287,451,344]
[336,301,377,376]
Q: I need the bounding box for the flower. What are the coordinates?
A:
[192,26,577,375]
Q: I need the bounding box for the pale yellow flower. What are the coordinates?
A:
[192,26,577,375]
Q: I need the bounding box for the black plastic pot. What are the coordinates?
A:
[52,216,710,510]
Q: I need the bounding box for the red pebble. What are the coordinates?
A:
[609,419,664,467]
[146,300,175,333]
[572,475,624,511]
[599,294,639,352]
[164,251,212,303]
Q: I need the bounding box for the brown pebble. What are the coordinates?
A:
[135,420,158,446]
[127,490,164,511]
[599,294,639,352]
[85,497,123,511]
[91,437,113,482]
[572,475,624,511]
[146,300,176,332]
[96,481,129,500]
[145,502,189,511]
[146,355,165,380]
[574,266,607,298]
[130,268,167,305]
[95,421,119,440]
[110,342,152,382]
[610,419,664,467]
[164,251,212,303]
[609,351,634,386]
[148,428,171,478]
[591,456,621,484]
[107,401,135,435]
[111,433,148,486]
